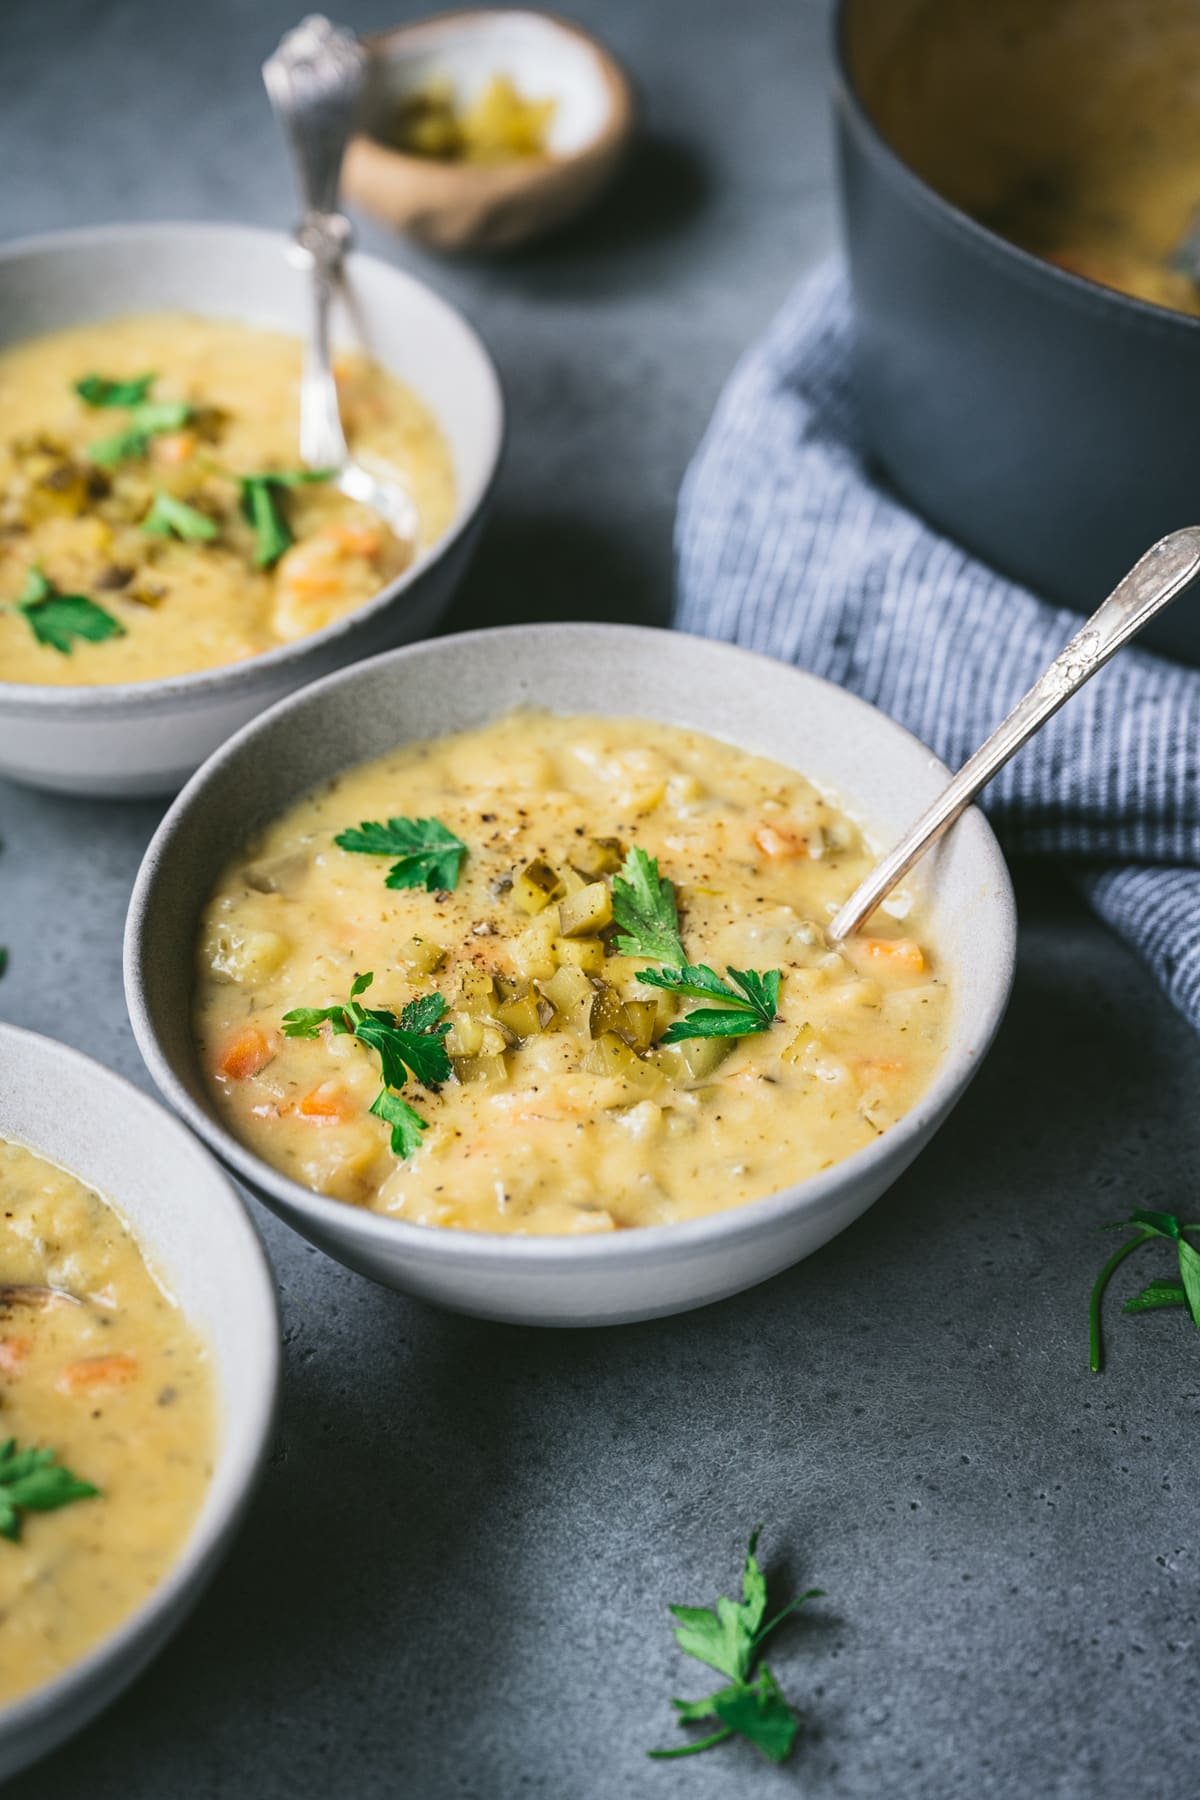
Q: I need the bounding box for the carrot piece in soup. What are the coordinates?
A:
[57,1351,138,1395]
[752,823,808,860]
[297,1081,357,1122]
[216,1025,275,1080]
[854,938,927,975]
[0,1337,31,1376]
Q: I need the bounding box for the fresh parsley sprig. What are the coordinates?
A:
[0,1438,99,1542]
[282,971,451,1157]
[334,815,468,892]
[75,371,157,408]
[649,1526,822,1765]
[237,468,335,568]
[612,847,686,964]
[1090,1207,1200,1372]
[14,567,125,655]
[610,850,781,1043]
[141,491,218,542]
[637,964,781,1042]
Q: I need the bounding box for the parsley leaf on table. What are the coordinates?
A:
[612,847,686,964]
[88,400,193,467]
[648,1526,822,1765]
[637,964,781,1042]
[282,971,451,1157]
[334,816,468,892]
[15,567,125,655]
[0,1438,99,1542]
[141,491,218,542]
[1089,1207,1200,1371]
[237,468,335,568]
[75,371,157,408]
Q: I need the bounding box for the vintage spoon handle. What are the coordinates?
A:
[263,14,367,469]
[828,527,1200,940]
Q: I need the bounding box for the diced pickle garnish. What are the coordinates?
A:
[458,967,498,1012]
[571,836,625,879]
[454,1053,509,1085]
[558,880,613,939]
[402,936,448,975]
[496,993,544,1039]
[620,999,657,1052]
[583,1032,646,1079]
[511,916,559,981]
[512,859,564,915]
[445,1009,486,1057]
[650,1036,732,1083]
[554,936,606,975]
[540,965,596,1034]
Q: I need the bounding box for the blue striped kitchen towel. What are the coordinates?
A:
[675,261,1200,1030]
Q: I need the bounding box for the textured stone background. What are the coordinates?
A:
[3,2,1198,1795]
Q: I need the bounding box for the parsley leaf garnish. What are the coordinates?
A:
[612,847,686,964]
[141,491,218,542]
[237,469,335,568]
[1089,1207,1200,1371]
[637,964,781,1041]
[0,1438,99,1542]
[88,400,193,467]
[15,567,125,655]
[75,371,157,408]
[282,971,450,1157]
[334,816,468,891]
[649,1526,822,1764]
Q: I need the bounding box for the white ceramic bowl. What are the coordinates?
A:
[0,222,504,797]
[125,623,1017,1327]
[0,1025,279,1781]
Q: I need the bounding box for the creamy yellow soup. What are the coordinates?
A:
[860,0,1200,316]
[194,712,949,1236]
[0,313,455,685]
[0,1140,215,1705]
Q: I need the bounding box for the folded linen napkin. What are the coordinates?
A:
[675,261,1200,1031]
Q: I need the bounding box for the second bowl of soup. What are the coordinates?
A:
[126,624,1015,1326]
[0,222,503,795]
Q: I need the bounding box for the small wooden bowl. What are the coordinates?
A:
[343,9,635,253]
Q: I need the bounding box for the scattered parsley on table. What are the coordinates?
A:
[649,1526,822,1765]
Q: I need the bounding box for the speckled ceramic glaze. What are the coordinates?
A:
[124,623,1017,1326]
[0,223,504,797]
[0,1025,279,1781]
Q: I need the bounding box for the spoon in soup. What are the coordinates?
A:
[829,526,1200,940]
[263,15,420,544]
[0,1284,80,1312]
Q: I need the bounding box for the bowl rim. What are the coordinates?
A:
[353,6,635,179]
[0,1021,280,1747]
[830,0,1200,338]
[0,219,506,719]
[124,619,1017,1273]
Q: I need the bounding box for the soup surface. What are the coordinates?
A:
[195,712,949,1235]
[0,1139,215,1705]
[860,0,1200,316]
[0,313,455,685]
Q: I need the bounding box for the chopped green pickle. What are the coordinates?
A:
[558,880,614,938]
[651,1036,733,1083]
[513,859,564,914]
[402,936,448,975]
[554,935,606,974]
[571,835,625,878]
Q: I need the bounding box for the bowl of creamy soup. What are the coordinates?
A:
[0,221,503,796]
[125,623,1016,1327]
[0,1024,278,1780]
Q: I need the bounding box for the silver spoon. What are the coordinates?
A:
[829,527,1200,940]
[0,1283,80,1313]
[263,15,420,544]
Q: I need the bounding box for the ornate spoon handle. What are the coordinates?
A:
[263,14,367,469]
[828,527,1200,940]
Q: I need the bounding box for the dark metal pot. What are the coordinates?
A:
[833,0,1200,665]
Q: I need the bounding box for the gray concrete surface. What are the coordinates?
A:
[3,2,1199,1796]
